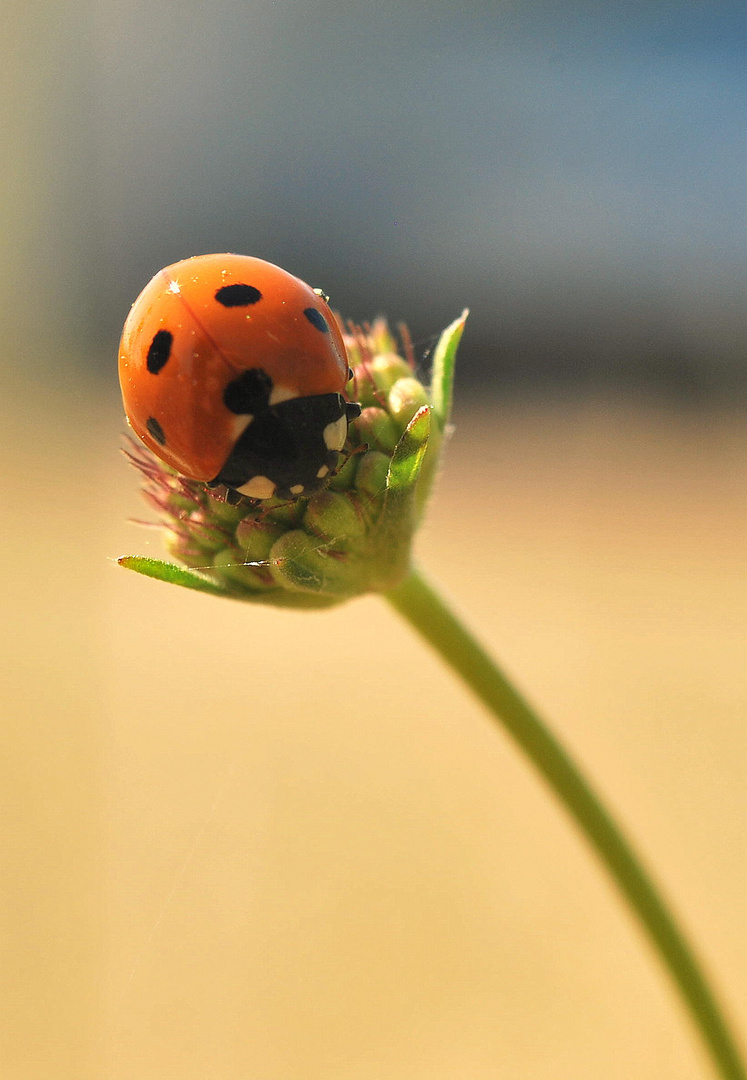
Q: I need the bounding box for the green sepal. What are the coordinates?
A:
[117,556,232,597]
[350,405,430,592]
[118,554,342,609]
[385,405,431,493]
[429,308,468,434]
[415,309,468,516]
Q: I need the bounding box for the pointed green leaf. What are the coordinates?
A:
[364,406,432,592]
[429,308,468,433]
[118,554,344,608]
[118,556,232,597]
[386,405,431,493]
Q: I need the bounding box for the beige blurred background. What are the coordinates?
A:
[3,2,747,1078]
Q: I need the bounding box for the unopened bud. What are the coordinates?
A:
[388,377,430,432]
[212,546,271,590]
[164,531,210,567]
[184,510,232,553]
[328,449,359,492]
[355,353,413,407]
[353,406,400,453]
[354,450,390,500]
[304,490,367,542]
[268,530,354,596]
[235,517,287,563]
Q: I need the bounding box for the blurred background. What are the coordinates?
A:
[2,1,746,1078]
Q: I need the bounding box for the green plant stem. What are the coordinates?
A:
[385,566,745,1080]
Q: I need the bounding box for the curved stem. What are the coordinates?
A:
[385,566,745,1080]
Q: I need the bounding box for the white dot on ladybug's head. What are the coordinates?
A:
[237,475,276,499]
[323,416,347,452]
[230,414,253,441]
[269,384,297,406]
[290,484,304,496]
[316,464,330,479]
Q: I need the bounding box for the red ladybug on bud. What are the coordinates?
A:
[119,253,360,500]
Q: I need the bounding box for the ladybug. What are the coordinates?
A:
[119,253,361,500]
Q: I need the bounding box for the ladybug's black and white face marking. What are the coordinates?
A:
[212,380,360,500]
[119,253,360,497]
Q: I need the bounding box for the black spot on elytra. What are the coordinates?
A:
[146,329,173,374]
[146,416,166,445]
[303,307,329,333]
[215,283,262,307]
[223,368,273,414]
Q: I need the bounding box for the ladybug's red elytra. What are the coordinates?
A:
[119,253,361,500]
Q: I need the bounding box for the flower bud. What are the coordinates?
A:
[120,311,469,606]
[183,509,232,553]
[211,546,271,591]
[304,490,367,543]
[235,517,288,564]
[388,377,430,433]
[353,406,400,454]
[327,449,359,492]
[163,531,210,567]
[205,494,246,528]
[354,450,390,500]
[268,530,355,596]
[355,353,413,407]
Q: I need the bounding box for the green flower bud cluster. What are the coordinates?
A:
[121,311,467,607]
